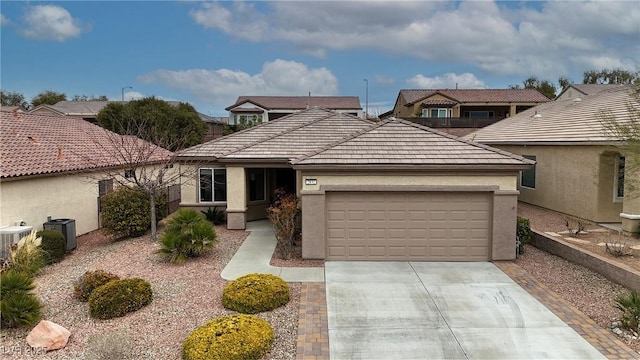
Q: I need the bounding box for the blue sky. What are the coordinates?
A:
[1,1,639,116]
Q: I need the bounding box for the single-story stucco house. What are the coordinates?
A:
[467,85,639,234]
[0,108,173,238]
[178,107,534,261]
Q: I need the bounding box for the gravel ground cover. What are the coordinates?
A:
[0,226,300,359]
[517,202,639,354]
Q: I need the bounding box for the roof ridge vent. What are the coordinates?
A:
[532,111,542,118]
[572,97,582,103]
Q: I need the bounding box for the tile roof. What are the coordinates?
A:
[464,86,636,144]
[226,96,362,111]
[399,89,551,106]
[178,107,531,170]
[292,119,533,168]
[178,108,371,160]
[568,84,625,96]
[1,109,172,178]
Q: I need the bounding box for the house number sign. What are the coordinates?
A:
[305,178,318,185]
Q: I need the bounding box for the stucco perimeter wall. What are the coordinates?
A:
[299,171,520,260]
[496,145,623,223]
[531,230,639,291]
[1,174,104,236]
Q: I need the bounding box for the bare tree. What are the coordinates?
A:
[75,111,196,241]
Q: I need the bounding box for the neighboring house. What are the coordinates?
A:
[178,107,533,261]
[555,84,625,101]
[0,108,173,237]
[386,89,550,136]
[466,85,639,234]
[28,100,225,141]
[225,96,363,125]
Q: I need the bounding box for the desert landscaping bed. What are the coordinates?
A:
[0,226,300,359]
[517,202,639,354]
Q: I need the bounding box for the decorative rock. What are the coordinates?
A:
[26,320,71,352]
[613,328,623,336]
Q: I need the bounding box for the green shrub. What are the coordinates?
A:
[74,270,121,302]
[222,273,290,314]
[182,314,274,360]
[516,216,531,254]
[0,270,42,328]
[8,231,46,276]
[37,230,67,264]
[615,290,640,330]
[88,278,153,319]
[201,207,226,225]
[157,209,218,264]
[101,186,166,239]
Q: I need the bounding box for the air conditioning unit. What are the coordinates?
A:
[0,225,34,259]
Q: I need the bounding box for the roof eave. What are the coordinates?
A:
[291,164,531,171]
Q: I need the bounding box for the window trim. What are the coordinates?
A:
[613,156,625,202]
[198,167,227,203]
[520,155,536,189]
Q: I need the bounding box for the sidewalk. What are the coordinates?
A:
[220,220,325,282]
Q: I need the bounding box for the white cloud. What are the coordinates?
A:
[407,73,487,89]
[188,1,640,79]
[1,14,9,26]
[138,59,339,109]
[21,5,87,41]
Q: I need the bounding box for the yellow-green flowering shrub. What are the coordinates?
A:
[182,314,274,360]
[222,273,290,314]
[88,278,152,319]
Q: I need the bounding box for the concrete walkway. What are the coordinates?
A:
[220,220,325,282]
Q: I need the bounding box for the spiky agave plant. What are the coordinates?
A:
[615,290,640,330]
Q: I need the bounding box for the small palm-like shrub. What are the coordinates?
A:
[615,290,640,330]
[222,273,290,314]
[157,209,218,264]
[74,270,121,302]
[201,207,226,225]
[0,270,42,328]
[8,230,46,276]
[88,278,153,320]
[182,314,274,360]
[37,230,67,264]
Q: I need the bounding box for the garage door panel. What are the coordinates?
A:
[326,192,491,261]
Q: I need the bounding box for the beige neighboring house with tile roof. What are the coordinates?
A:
[0,109,173,239]
[555,84,627,101]
[225,96,363,126]
[178,107,533,261]
[466,85,640,234]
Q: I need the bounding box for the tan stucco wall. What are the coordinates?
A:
[300,172,518,192]
[495,145,624,223]
[1,174,106,236]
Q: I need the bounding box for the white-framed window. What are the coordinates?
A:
[199,168,227,202]
[430,108,448,118]
[521,155,536,189]
[614,156,625,201]
[247,168,266,202]
[234,114,262,126]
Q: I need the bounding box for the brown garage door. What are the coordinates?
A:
[326,192,491,261]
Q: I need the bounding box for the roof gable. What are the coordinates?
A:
[399,89,551,106]
[466,86,636,144]
[291,118,534,168]
[1,109,172,178]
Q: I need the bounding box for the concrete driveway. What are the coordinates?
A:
[325,261,605,359]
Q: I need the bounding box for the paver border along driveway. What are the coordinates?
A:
[325,261,606,360]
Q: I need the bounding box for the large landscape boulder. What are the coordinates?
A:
[26,320,71,351]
